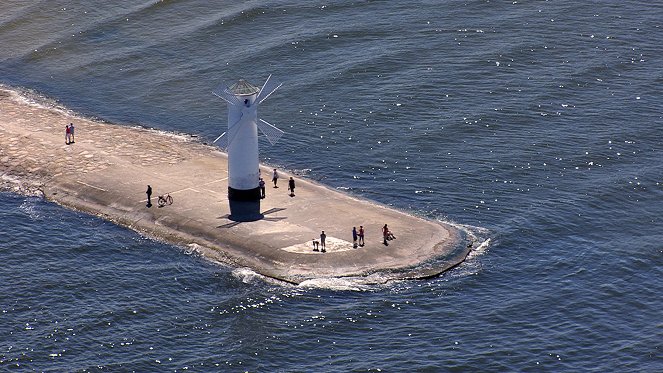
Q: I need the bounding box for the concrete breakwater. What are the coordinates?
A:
[0,87,471,284]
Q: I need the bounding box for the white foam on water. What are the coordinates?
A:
[3,86,75,117]
[2,85,197,145]
[439,219,491,250]
[230,267,286,286]
[139,127,194,142]
[297,277,369,291]
[1,174,43,197]
[432,218,493,278]
[184,243,205,256]
[19,198,42,220]
[467,238,491,259]
[444,220,491,237]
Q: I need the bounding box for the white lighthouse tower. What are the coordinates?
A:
[213,75,284,221]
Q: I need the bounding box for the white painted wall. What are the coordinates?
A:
[227,94,259,190]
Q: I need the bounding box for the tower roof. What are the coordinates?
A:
[230,79,260,96]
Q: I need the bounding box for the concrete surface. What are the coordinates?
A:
[0,87,471,284]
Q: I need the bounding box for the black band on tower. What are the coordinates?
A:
[228,186,261,201]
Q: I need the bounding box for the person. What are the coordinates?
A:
[272,169,279,188]
[146,185,152,208]
[312,239,319,252]
[383,224,396,242]
[320,231,327,252]
[352,227,358,248]
[65,124,71,144]
[358,225,365,246]
[259,178,266,199]
[288,177,295,197]
[69,123,75,143]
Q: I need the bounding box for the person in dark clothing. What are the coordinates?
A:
[146,185,152,207]
[320,231,327,252]
[352,227,358,248]
[288,177,295,197]
[259,178,266,199]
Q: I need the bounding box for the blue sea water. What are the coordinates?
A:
[1,1,662,371]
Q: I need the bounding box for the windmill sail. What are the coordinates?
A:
[213,76,285,149]
[213,81,242,106]
[257,118,284,145]
[213,131,228,149]
[255,74,283,104]
[215,110,252,149]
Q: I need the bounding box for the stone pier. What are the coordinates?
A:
[0,87,471,284]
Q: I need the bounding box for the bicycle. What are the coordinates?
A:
[157,193,173,207]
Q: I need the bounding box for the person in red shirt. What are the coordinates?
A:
[382,224,395,245]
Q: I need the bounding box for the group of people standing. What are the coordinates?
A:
[352,226,365,248]
[354,225,395,247]
[313,224,396,252]
[65,123,75,144]
[259,168,296,199]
